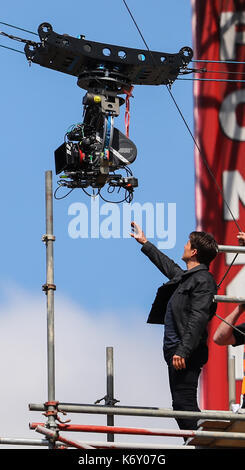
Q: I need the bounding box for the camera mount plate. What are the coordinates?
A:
[24,22,193,89]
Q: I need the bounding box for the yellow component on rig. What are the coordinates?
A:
[94,95,101,103]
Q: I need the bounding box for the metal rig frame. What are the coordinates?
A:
[24,22,195,202]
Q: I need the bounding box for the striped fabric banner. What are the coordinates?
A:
[191,0,245,410]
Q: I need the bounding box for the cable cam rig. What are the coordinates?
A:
[25,22,193,202]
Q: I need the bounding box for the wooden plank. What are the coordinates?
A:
[187,419,245,448]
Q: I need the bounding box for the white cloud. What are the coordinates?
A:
[0,284,183,448]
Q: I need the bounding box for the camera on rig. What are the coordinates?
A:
[24,22,193,202]
[54,88,138,201]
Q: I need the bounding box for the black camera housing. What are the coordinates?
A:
[55,125,138,190]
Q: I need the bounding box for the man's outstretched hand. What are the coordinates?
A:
[130,222,148,245]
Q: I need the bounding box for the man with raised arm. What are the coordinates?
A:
[130,221,218,433]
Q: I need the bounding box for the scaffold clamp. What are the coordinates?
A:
[42,234,56,244]
[43,401,71,424]
[42,283,56,293]
[94,394,120,406]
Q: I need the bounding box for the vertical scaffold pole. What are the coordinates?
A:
[241,346,245,408]
[42,171,57,432]
[106,347,114,442]
[228,351,236,410]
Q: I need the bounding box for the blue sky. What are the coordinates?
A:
[0,0,194,315]
[0,0,195,447]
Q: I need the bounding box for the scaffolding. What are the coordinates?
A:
[2,170,245,450]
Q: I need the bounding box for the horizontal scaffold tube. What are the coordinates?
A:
[61,440,196,449]
[0,436,194,449]
[29,402,245,421]
[218,245,245,254]
[214,295,245,303]
[31,422,245,442]
[0,437,49,446]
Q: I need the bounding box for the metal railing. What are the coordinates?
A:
[214,244,245,303]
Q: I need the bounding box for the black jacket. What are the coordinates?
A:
[141,241,217,360]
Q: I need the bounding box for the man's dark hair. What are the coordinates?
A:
[189,231,218,267]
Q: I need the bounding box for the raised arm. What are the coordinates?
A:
[130,221,183,280]
[213,304,245,345]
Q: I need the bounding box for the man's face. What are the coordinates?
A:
[182,239,197,262]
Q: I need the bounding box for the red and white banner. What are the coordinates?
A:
[191,0,245,410]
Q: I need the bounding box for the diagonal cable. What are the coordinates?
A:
[121,0,242,232]
[121,0,242,288]
[0,43,25,54]
[0,21,38,36]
